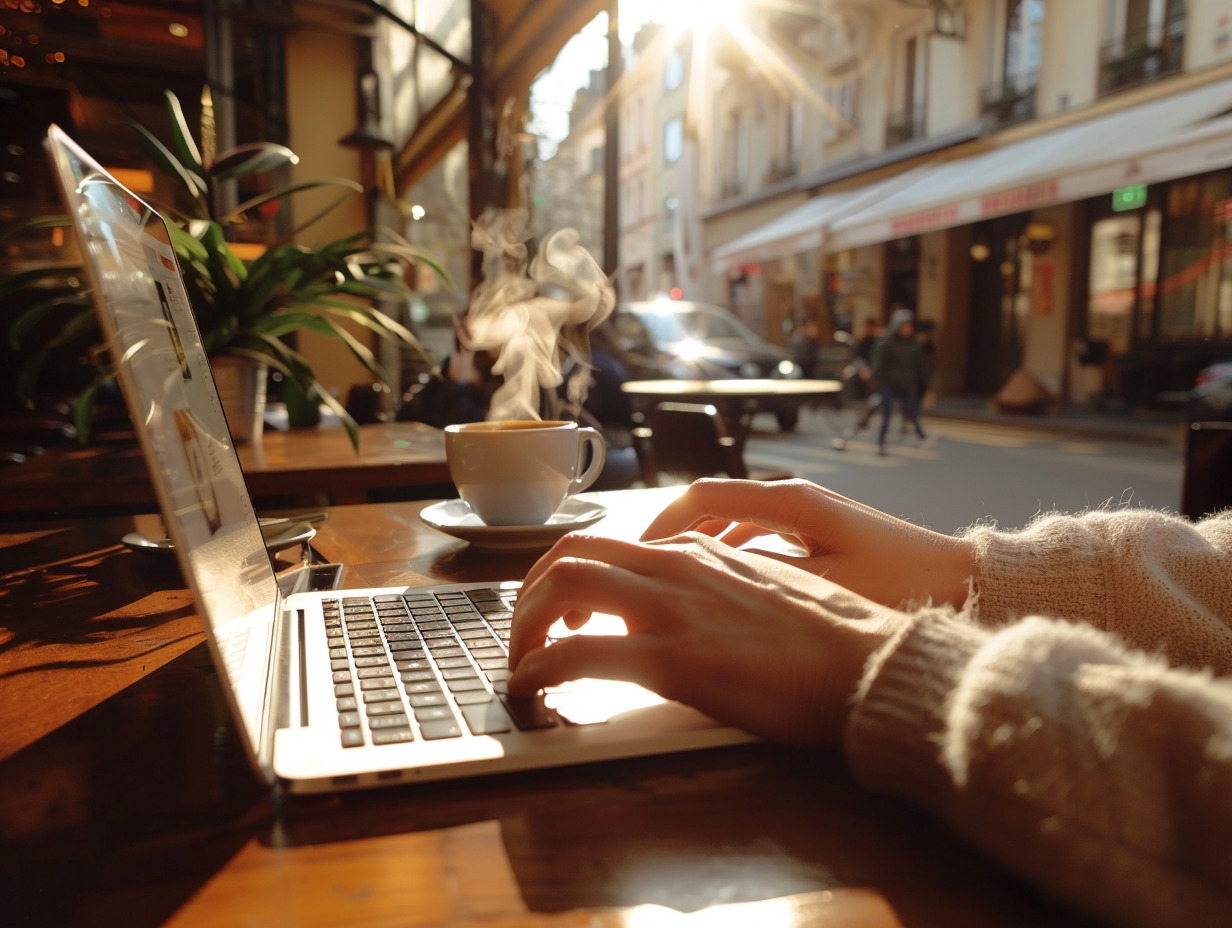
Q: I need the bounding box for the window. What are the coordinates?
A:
[663,117,683,164]
[1004,0,1043,90]
[664,49,684,91]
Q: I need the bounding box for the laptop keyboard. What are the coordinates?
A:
[324,587,558,748]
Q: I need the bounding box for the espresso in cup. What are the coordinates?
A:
[444,420,606,526]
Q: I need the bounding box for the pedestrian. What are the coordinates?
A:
[508,478,1232,928]
[789,317,822,379]
[832,317,882,449]
[870,306,928,454]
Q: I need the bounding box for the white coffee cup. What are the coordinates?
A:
[444,420,607,526]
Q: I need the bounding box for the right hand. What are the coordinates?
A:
[641,478,977,611]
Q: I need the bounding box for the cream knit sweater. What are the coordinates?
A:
[844,508,1232,928]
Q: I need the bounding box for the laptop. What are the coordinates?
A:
[44,125,754,794]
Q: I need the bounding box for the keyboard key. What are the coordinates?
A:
[440,667,479,680]
[419,719,463,740]
[405,681,442,695]
[366,700,406,715]
[409,692,447,708]
[332,670,352,684]
[356,666,393,679]
[476,657,508,671]
[336,696,358,711]
[363,689,401,705]
[330,659,350,672]
[461,702,513,735]
[353,656,390,669]
[453,690,494,705]
[360,677,396,690]
[435,656,473,669]
[499,694,559,730]
[334,683,355,698]
[483,668,510,682]
[447,677,487,693]
[338,711,361,728]
[341,729,364,748]
[369,714,410,729]
[372,729,415,745]
[400,670,436,684]
[413,705,455,722]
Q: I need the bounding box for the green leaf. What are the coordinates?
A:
[72,380,105,444]
[219,178,363,227]
[14,349,49,405]
[130,121,209,208]
[208,143,300,180]
[8,294,92,348]
[164,89,204,176]
[0,214,73,246]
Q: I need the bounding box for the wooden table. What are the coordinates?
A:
[622,378,842,441]
[0,489,1097,928]
[0,420,453,519]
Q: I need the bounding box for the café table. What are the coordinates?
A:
[621,378,843,446]
[0,420,453,519]
[0,488,1097,928]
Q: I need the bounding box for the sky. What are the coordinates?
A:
[528,1,662,157]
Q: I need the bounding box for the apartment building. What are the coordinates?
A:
[699,0,1231,410]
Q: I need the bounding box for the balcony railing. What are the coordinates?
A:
[979,75,1038,130]
[1098,14,1186,98]
[885,109,925,146]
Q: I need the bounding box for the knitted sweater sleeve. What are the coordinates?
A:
[844,611,1232,928]
[844,509,1232,928]
[962,509,1232,673]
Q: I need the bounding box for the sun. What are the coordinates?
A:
[631,0,748,41]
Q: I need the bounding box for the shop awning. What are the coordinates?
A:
[711,76,1232,266]
[710,166,932,273]
[826,76,1232,251]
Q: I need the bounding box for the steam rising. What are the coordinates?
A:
[466,209,615,421]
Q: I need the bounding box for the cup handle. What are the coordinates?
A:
[571,427,607,494]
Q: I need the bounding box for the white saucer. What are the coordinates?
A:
[419,497,608,550]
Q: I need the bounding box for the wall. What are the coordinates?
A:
[1038,2,1101,115]
[1186,1,1232,71]
[1017,203,1075,398]
[285,27,372,401]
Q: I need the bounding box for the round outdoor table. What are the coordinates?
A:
[621,378,843,445]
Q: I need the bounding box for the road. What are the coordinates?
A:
[743,406,1186,536]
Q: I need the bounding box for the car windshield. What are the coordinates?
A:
[633,306,757,345]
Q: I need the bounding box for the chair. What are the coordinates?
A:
[1180,421,1232,520]
[634,402,794,487]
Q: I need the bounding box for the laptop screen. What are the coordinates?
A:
[45,126,279,750]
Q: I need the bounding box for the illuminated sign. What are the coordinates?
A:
[1112,184,1147,212]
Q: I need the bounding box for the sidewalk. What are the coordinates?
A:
[922,394,1190,448]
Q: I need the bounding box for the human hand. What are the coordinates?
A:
[507,532,903,747]
[642,479,976,611]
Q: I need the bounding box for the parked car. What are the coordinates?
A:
[1191,359,1232,422]
[600,299,805,430]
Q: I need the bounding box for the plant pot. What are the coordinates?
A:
[211,356,268,444]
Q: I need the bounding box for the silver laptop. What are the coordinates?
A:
[45,125,753,793]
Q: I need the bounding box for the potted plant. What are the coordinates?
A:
[2,89,446,450]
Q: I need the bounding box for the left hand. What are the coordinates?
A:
[507,531,903,748]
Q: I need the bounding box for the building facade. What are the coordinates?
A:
[694,0,1232,410]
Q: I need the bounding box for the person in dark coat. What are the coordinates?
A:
[871,307,928,454]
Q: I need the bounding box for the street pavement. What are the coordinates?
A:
[742,401,1187,536]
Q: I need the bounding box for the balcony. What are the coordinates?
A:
[885,109,925,147]
[979,75,1038,131]
[1098,14,1186,98]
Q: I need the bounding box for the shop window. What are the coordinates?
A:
[1088,215,1140,355]
[1159,173,1232,340]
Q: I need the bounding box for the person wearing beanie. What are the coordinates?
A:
[870,307,929,454]
[509,478,1232,928]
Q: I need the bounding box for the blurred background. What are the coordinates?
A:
[3,0,1231,425]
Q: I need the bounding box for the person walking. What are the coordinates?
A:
[871,307,928,454]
